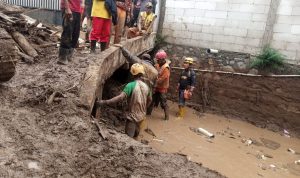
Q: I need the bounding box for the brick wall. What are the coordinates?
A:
[162,0,300,64]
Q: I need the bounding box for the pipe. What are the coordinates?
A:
[206,49,219,54]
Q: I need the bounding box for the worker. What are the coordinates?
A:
[176,57,196,119]
[90,0,117,53]
[127,2,156,39]
[96,63,152,138]
[115,45,158,87]
[130,0,157,27]
[147,50,170,120]
[114,0,132,44]
[82,0,93,43]
[58,0,85,65]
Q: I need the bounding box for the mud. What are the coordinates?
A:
[168,68,300,137]
[0,46,224,177]
[141,103,300,178]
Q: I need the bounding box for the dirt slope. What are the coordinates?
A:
[0,47,224,178]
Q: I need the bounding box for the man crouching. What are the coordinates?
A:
[96,63,152,138]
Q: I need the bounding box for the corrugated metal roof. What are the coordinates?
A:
[3,0,60,10]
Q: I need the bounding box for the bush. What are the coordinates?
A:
[251,45,285,72]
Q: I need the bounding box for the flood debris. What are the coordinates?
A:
[295,160,300,165]
[284,129,291,138]
[145,127,156,137]
[288,148,296,154]
[153,138,164,142]
[197,128,215,138]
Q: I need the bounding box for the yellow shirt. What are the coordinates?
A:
[140,12,155,30]
[91,0,111,19]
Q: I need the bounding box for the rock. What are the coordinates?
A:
[229,60,235,65]
[235,61,247,70]
[167,45,172,49]
[28,161,40,170]
[176,46,183,51]
[234,57,243,62]
[222,66,235,73]
[189,48,193,51]
[248,69,258,75]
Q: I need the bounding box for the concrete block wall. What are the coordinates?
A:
[163,0,271,55]
[162,0,300,64]
[271,0,300,64]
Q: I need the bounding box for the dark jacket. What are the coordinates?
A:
[105,0,118,25]
[178,69,196,90]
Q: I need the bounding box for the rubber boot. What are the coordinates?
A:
[164,107,169,120]
[57,47,69,65]
[90,40,96,53]
[67,48,74,61]
[100,42,107,51]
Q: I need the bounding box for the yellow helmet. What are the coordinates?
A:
[184,57,194,64]
[146,2,153,8]
[130,63,145,76]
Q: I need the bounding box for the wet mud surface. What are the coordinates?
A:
[141,103,300,178]
[0,47,224,177]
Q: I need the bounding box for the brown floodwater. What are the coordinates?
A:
[141,101,300,178]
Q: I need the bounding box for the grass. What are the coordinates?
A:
[251,45,285,72]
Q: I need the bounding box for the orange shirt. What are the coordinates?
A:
[155,63,170,93]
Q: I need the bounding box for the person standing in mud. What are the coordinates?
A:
[90,0,117,53]
[176,57,196,119]
[82,0,93,43]
[96,63,152,138]
[147,50,170,120]
[114,0,132,44]
[58,0,85,65]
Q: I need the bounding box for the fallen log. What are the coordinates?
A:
[0,12,15,24]
[17,51,34,64]
[11,31,38,58]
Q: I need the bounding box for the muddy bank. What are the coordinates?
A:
[168,68,300,137]
[0,46,225,177]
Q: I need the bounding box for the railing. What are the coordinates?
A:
[3,0,60,10]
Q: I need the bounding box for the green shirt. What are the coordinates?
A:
[123,81,137,97]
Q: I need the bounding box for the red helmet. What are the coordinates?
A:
[155,50,167,60]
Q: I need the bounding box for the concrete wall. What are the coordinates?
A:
[271,0,300,64]
[162,0,300,64]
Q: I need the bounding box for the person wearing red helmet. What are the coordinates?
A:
[147,50,170,120]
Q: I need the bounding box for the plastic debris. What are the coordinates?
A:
[152,138,163,142]
[284,129,290,138]
[197,128,214,138]
[269,164,276,169]
[246,139,253,146]
[287,148,296,154]
[295,160,300,165]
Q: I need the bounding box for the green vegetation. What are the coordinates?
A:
[251,45,285,72]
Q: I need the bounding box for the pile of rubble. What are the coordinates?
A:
[0,2,59,82]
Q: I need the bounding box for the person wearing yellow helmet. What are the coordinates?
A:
[176,57,196,119]
[96,63,152,138]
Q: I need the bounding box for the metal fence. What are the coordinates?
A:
[3,0,60,10]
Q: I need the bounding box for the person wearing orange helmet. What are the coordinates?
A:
[147,50,170,120]
[96,63,152,138]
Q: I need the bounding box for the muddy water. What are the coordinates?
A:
[141,101,300,178]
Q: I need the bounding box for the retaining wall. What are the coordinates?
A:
[168,67,300,136]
